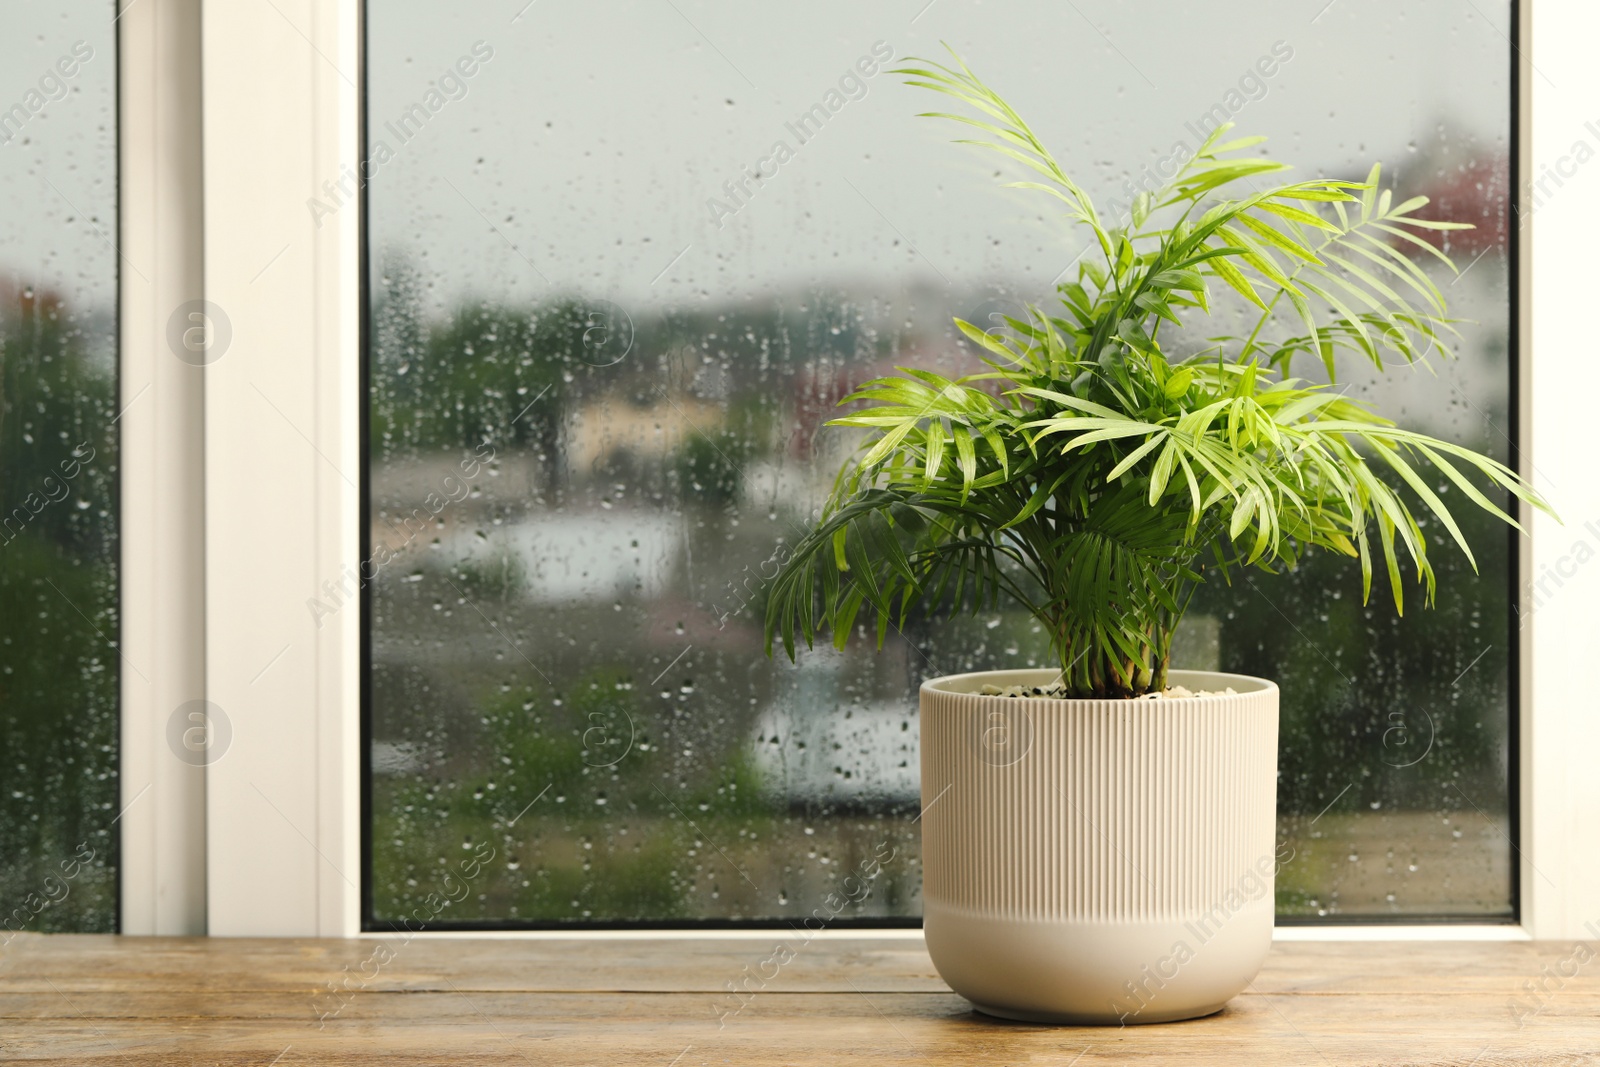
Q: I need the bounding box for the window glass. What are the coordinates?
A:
[0,3,120,936]
[366,0,1516,924]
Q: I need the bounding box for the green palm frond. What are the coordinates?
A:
[763,48,1555,698]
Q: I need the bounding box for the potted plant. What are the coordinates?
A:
[762,51,1551,1024]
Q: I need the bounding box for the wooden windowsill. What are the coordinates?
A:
[1,934,1594,1063]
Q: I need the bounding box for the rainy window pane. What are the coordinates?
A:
[0,5,120,935]
[366,3,1517,923]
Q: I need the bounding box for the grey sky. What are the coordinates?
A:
[0,1,1513,318]
[0,0,1515,443]
[0,2,116,310]
[366,0,1512,313]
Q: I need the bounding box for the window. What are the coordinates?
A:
[1,0,1584,947]
[361,1,1520,927]
[0,2,119,936]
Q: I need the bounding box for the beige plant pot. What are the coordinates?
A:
[919,667,1280,1025]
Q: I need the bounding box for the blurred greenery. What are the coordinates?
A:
[367,259,1516,925]
[0,285,119,934]
[1196,498,1514,919]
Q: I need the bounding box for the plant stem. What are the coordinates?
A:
[1239,290,1284,362]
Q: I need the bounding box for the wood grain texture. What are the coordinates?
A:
[1,934,1597,1065]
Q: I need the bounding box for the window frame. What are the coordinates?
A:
[190,0,362,937]
[175,0,1598,940]
[117,0,206,936]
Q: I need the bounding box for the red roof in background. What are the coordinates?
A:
[0,278,66,317]
[1392,152,1508,260]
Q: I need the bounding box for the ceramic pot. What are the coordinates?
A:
[919,667,1280,1024]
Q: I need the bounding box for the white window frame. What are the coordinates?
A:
[121,0,1596,939]
[197,0,362,936]
[1518,0,1600,944]
[118,0,206,936]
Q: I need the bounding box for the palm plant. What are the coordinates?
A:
[762,51,1552,699]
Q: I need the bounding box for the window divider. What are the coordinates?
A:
[199,0,362,938]
[117,0,207,937]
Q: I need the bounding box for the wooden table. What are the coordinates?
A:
[1,933,1596,1064]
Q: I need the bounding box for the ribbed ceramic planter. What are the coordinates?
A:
[920,668,1279,1025]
